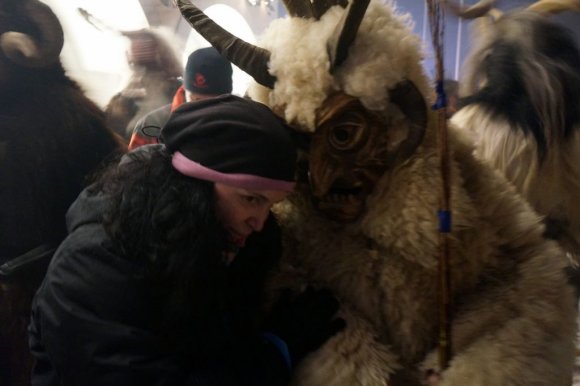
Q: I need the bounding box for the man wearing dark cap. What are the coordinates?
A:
[128,46,234,150]
[29,95,345,386]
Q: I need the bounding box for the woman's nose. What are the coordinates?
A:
[248,209,269,232]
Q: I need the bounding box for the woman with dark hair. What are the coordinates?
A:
[29,95,344,386]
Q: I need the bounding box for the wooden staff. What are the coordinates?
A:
[425,0,453,370]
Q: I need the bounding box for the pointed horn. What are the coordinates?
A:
[445,0,497,19]
[327,0,370,72]
[1,0,64,68]
[313,0,349,19]
[282,0,349,20]
[175,0,276,89]
[527,0,580,15]
[281,0,315,18]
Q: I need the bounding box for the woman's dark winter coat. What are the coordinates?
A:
[29,187,290,386]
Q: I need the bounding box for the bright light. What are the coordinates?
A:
[40,0,149,106]
[183,4,256,96]
[74,0,148,31]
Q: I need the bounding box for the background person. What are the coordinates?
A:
[128,46,233,150]
[104,29,183,142]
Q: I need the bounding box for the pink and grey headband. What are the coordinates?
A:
[161,95,297,191]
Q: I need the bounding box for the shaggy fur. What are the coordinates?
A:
[452,10,580,262]
[248,0,429,131]
[0,67,121,260]
[242,1,577,384]
[270,121,576,385]
[0,68,120,385]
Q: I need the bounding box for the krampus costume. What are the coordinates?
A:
[175,0,577,385]
[449,0,580,269]
[0,1,121,385]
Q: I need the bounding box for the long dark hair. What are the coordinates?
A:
[90,147,232,353]
[92,146,223,271]
[90,146,282,360]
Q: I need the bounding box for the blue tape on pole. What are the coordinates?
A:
[262,332,292,371]
[431,80,447,110]
[438,210,452,233]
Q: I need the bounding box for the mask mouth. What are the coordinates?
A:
[314,186,367,222]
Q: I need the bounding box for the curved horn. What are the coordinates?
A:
[175,0,276,89]
[527,0,580,15]
[445,0,502,38]
[445,0,497,18]
[488,8,504,20]
[328,0,370,72]
[0,0,64,68]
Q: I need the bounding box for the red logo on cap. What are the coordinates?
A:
[194,73,208,88]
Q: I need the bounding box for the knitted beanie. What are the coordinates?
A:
[160,95,297,191]
[183,47,233,95]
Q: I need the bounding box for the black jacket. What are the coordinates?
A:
[29,188,290,386]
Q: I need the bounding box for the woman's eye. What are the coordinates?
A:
[243,195,259,204]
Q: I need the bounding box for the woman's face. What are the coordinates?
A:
[213,183,289,248]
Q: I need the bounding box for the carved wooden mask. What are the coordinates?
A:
[307,81,427,222]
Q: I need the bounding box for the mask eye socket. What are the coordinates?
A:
[328,113,367,151]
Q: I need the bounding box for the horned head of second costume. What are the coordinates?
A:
[0,0,64,85]
[175,0,432,223]
[447,0,580,156]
